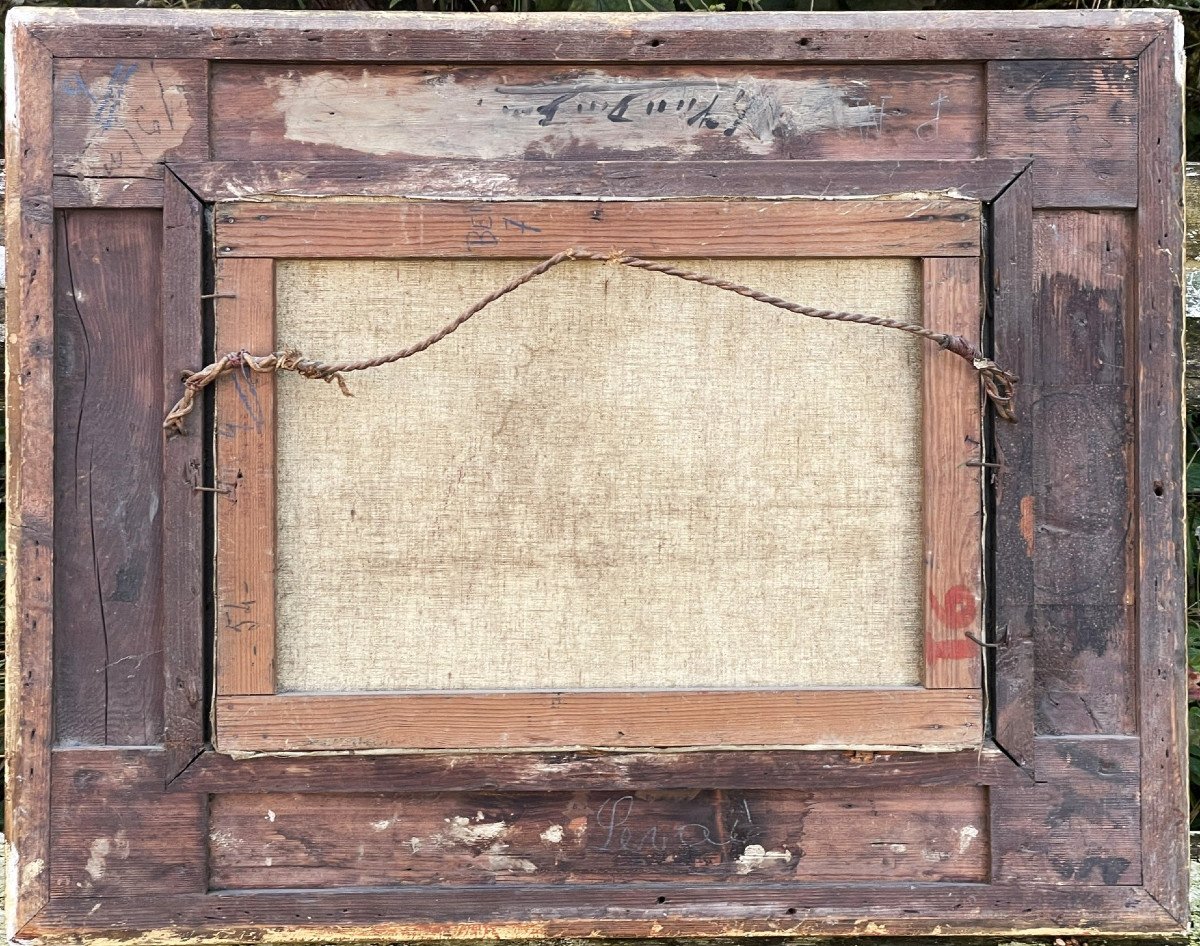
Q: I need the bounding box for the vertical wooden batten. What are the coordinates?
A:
[214,259,277,697]
[5,19,55,935]
[922,256,983,689]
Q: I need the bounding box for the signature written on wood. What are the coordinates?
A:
[593,795,763,855]
[493,78,787,141]
[463,203,543,253]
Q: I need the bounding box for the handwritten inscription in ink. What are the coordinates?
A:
[260,66,981,161]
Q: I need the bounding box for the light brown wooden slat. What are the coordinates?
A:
[216,689,982,752]
[214,198,981,259]
[922,257,982,688]
[214,259,277,696]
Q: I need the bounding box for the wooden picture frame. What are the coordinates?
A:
[6,9,1185,940]
[208,193,985,753]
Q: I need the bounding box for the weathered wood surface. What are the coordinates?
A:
[986,60,1138,208]
[161,172,206,776]
[175,158,1031,204]
[48,750,206,898]
[4,26,55,936]
[208,786,989,889]
[23,8,1174,62]
[1030,210,1135,737]
[53,210,165,747]
[989,168,1035,771]
[1134,27,1189,923]
[52,58,209,180]
[211,63,984,164]
[171,746,1025,795]
[214,197,981,258]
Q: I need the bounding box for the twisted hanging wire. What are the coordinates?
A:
[164,248,1017,434]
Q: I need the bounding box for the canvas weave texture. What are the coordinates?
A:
[274,258,924,691]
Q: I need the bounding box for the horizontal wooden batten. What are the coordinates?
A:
[216,689,982,752]
[215,198,980,259]
[207,785,990,889]
[172,745,1025,794]
[174,158,1031,204]
[23,9,1170,62]
[211,63,984,165]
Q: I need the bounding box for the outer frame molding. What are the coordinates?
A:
[6,8,1186,940]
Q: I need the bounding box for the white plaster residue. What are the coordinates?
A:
[85,831,129,883]
[735,844,793,875]
[540,824,564,844]
[958,825,980,854]
[267,69,885,161]
[443,815,509,845]
[265,809,276,822]
[371,818,393,831]
[888,843,908,854]
[409,836,422,854]
[475,811,485,822]
[482,854,538,873]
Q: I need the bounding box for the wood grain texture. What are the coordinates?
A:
[208,785,989,889]
[215,198,980,259]
[991,735,1141,886]
[53,211,164,746]
[1135,24,1189,923]
[22,882,1182,941]
[986,60,1139,209]
[5,22,55,936]
[214,259,277,696]
[162,172,206,776]
[173,745,1025,795]
[215,689,982,752]
[922,257,982,688]
[211,63,983,165]
[1031,212,1135,736]
[988,169,1035,771]
[53,58,208,179]
[24,7,1170,61]
[175,158,1030,203]
[48,749,207,898]
[52,175,164,208]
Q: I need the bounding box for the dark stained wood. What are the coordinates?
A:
[211,63,984,165]
[991,735,1141,885]
[53,210,164,746]
[8,8,1188,940]
[49,749,207,897]
[175,158,1031,204]
[172,745,1026,795]
[53,58,208,179]
[986,60,1139,209]
[214,258,277,697]
[1031,211,1135,737]
[988,167,1035,772]
[208,786,989,889]
[5,23,55,936]
[214,197,981,259]
[216,690,982,752]
[22,882,1182,940]
[162,172,206,777]
[52,174,165,208]
[922,257,982,688]
[24,8,1169,62]
[1134,27,1189,924]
